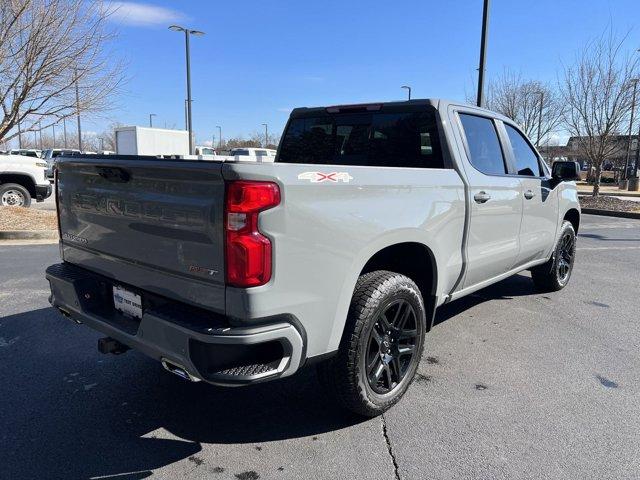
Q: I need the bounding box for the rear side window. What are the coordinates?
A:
[504,124,542,176]
[458,113,506,175]
[232,149,250,156]
[277,109,444,168]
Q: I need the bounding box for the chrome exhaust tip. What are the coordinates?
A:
[161,358,201,382]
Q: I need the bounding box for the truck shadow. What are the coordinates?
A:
[0,307,363,480]
[433,273,536,326]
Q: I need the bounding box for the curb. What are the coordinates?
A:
[578,191,640,198]
[0,230,58,240]
[581,209,640,220]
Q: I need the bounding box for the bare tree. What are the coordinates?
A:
[560,32,639,196]
[0,0,124,145]
[218,133,281,151]
[485,70,564,146]
[249,131,280,150]
[98,122,122,151]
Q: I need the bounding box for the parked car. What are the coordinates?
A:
[46,99,580,416]
[10,148,42,158]
[42,149,81,179]
[195,146,217,156]
[230,147,277,158]
[0,154,52,207]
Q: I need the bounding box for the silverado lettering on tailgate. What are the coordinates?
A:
[71,194,206,227]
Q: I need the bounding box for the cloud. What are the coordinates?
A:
[105,2,188,27]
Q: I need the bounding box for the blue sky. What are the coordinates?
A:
[93,0,640,145]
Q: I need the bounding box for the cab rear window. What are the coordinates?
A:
[278,109,444,168]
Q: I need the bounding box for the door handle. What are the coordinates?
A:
[473,191,491,204]
[524,190,535,200]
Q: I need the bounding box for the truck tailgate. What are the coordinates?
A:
[56,156,226,313]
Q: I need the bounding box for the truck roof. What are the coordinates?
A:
[290,98,514,124]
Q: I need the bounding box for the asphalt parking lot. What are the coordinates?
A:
[1,214,639,480]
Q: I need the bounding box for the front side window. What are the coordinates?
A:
[458,113,506,175]
[278,109,444,168]
[505,124,542,176]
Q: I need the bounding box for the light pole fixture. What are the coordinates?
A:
[476,0,491,107]
[262,123,268,147]
[169,25,205,155]
[216,125,222,149]
[149,113,157,128]
[401,85,412,100]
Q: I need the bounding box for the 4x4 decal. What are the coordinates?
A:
[298,172,353,183]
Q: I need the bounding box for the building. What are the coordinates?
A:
[563,135,639,172]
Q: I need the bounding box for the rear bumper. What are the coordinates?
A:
[45,262,304,386]
[35,183,52,202]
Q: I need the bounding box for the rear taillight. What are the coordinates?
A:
[225,181,280,287]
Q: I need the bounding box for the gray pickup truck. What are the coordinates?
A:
[46,99,580,416]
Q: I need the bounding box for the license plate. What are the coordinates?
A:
[113,285,143,319]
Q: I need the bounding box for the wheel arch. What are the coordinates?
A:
[563,208,580,234]
[354,241,439,333]
[359,242,438,300]
[0,172,37,198]
[326,232,443,355]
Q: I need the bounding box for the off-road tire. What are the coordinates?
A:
[318,270,426,417]
[531,221,576,292]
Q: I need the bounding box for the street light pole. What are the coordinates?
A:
[401,85,412,100]
[52,124,56,149]
[262,123,268,147]
[169,25,205,155]
[75,69,83,151]
[149,113,157,128]
[17,119,22,149]
[622,79,638,183]
[535,91,544,148]
[216,125,222,149]
[476,0,491,107]
[630,121,640,191]
[63,117,68,149]
[185,29,192,153]
[38,120,42,149]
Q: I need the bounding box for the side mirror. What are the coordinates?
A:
[552,161,580,182]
